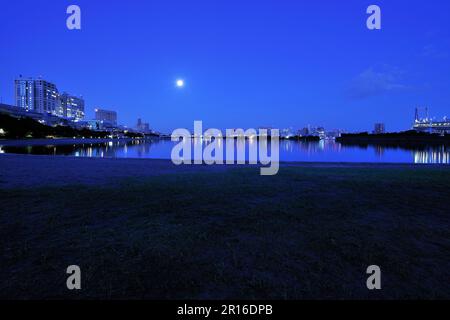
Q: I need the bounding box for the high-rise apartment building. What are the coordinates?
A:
[15,79,35,112]
[136,118,150,133]
[60,93,85,121]
[15,77,60,115]
[374,123,386,134]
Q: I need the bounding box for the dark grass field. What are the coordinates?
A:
[1,156,450,299]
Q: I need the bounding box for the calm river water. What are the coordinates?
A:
[1,138,449,164]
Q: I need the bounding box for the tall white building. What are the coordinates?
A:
[15,79,35,112]
[15,77,60,115]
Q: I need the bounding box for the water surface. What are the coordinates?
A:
[0,139,449,164]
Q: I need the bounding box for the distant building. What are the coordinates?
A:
[95,108,117,125]
[298,127,310,137]
[280,127,294,138]
[60,93,85,121]
[74,120,104,131]
[15,77,60,115]
[326,129,345,139]
[136,118,150,133]
[373,123,386,134]
[308,126,325,139]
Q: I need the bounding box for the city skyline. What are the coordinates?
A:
[1,0,450,133]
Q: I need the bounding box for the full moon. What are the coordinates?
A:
[176,79,184,88]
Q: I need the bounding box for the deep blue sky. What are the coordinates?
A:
[1,0,449,133]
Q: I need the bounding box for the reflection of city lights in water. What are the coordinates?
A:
[284,141,292,152]
[374,145,385,157]
[414,148,450,164]
[318,140,325,150]
[2,139,450,164]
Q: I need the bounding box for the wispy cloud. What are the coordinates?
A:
[421,44,448,59]
[346,65,407,100]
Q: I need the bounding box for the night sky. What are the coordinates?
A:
[1,0,449,133]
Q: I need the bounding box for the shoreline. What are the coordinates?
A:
[0,137,146,147]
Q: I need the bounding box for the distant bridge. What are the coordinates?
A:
[413,107,450,134]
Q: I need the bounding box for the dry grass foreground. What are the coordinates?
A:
[1,156,449,299]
